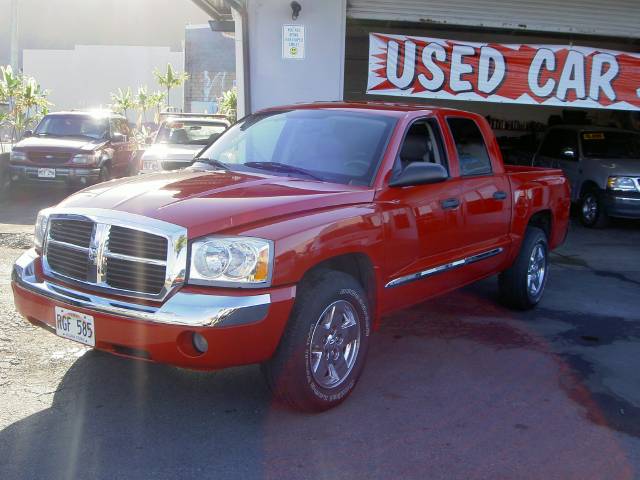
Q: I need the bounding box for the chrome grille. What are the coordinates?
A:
[43,211,187,300]
[46,242,89,281]
[105,257,167,293]
[28,152,72,164]
[108,226,167,261]
[49,219,93,248]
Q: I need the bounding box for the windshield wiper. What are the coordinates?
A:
[193,157,231,171]
[244,162,323,181]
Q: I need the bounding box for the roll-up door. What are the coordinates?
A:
[347,0,640,39]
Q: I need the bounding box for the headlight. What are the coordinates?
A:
[607,176,638,192]
[34,208,52,251]
[72,152,100,165]
[9,150,26,162]
[189,237,273,287]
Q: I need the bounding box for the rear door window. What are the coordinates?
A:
[447,117,492,176]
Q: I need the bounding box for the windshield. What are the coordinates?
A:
[34,115,109,140]
[196,109,396,185]
[156,121,227,146]
[581,131,640,159]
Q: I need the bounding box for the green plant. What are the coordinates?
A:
[135,86,153,124]
[148,91,167,124]
[110,87,135,119]
[0,65,51,149]
[218,88,237,123]
[153,63,189,109]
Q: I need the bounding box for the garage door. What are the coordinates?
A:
[347,0,640,39]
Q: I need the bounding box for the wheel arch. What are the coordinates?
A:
[527,209,552,240]
[299,252,380,328]
[579,179,600,197]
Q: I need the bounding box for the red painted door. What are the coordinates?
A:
[378,117,468,313]
[446,116,512,274]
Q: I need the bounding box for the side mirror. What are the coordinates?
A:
[560,147,577,160]
[22,130,33,139]
[389,162,448,188]
[111,133,126,143]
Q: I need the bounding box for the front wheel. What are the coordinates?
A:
[499,226,549,310]
[98,164,111,183]
[579,190,609,228]
[262,270,371,412]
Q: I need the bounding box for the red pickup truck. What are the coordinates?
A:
[12,103,570,411]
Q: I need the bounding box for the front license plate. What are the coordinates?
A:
[55,306,95,347]
[143,161,157,171]
[37,168,56,178]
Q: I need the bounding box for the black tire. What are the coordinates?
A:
[262,270,371,412]
[579,189,609,228]
[499,226,549,310]
[98,164,111,183]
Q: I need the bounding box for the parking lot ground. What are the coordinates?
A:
[0,192,639,479]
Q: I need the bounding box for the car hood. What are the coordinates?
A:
[589,158,640,176]
[14,136,106,153]
[57,169,374,238]
[141,143,202,161]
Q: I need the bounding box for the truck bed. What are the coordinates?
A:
[505,164,571,251]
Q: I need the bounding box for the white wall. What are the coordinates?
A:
[247,0,346,112]
[23,45,184,118]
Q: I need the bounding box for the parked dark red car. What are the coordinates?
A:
[9,111,138,187]
[12,103,570,411]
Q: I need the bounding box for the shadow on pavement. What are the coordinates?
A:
[0,282,635,480]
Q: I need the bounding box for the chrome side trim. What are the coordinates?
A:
[13,249,270,328]
[385,247,504,289]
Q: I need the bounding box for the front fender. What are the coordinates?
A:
[239,204,385,287]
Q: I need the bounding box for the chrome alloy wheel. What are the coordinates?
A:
[527,243,547,297]
[309,300,361,389]
[582,194,598,224]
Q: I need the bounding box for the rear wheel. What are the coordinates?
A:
[499,226,549,310]
[262,270,371,412]
[579,189,608,228]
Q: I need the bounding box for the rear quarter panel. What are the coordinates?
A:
[505,165,571,260]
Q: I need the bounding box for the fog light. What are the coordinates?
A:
[192,332,208,353]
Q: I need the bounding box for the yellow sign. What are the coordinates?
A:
[583,133,605,140]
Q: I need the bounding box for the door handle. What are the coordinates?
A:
[493,191,508,200]
[440,198,460,210]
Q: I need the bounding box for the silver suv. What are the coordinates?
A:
[533,126,640,227]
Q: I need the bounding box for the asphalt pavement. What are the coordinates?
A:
[0,188,639,479]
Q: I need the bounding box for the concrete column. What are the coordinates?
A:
[246,0,347,112]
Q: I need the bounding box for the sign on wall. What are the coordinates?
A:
[283,24,305,60]
[367,33,640,111]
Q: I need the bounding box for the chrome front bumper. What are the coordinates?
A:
[10,165,101,181]
[12,249,271,328]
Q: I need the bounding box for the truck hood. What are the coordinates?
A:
[14,136,106,153]
[57,169,374,237]
[590,158,640,176]
[141,143,202,162]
